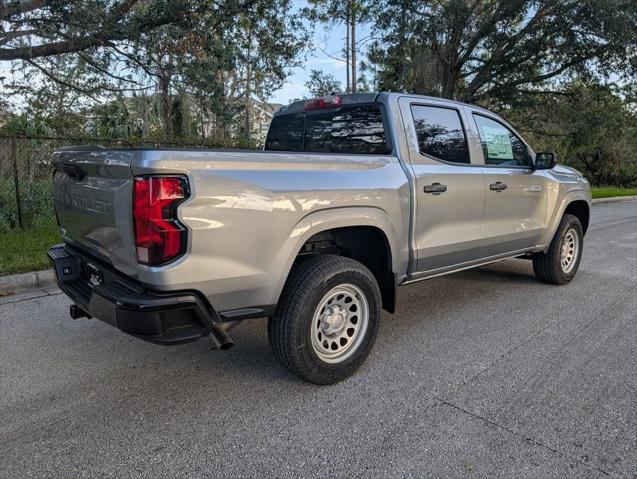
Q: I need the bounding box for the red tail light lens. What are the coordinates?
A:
[133,176,188,265]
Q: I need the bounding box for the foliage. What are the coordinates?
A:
[305,70,343,96]
[0,0,184,61]
[365,0,637,103]
[1,0,636,195]
[504,82,637,186]
[2,0,309,141]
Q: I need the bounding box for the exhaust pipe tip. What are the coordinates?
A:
[69,304,91,320]
[209,323,233,350]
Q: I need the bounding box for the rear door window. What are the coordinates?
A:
[411,105,470,164]
[265,104,390,154]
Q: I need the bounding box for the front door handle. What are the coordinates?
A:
[424,182,447,195]
[489,181,507,192]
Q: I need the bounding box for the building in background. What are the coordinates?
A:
[249,101,282,142]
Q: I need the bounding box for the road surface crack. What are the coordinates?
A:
[433,395,611,477]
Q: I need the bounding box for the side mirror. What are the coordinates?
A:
[534,152,556,170]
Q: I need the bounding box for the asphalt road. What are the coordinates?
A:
[1,201,636,479]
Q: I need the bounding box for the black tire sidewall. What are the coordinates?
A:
[552,215,584,282]
[283,258,381,383]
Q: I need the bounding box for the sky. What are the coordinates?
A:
[269,2,373,105]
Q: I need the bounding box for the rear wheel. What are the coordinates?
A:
[268,255,381,384]
[533,214,583,284]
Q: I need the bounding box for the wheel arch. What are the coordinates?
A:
[539,190,591,251]
[564,200,590,235]
[272,207,400,314]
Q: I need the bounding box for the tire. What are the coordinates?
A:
[533,214,584,285]
[268,254,382,384]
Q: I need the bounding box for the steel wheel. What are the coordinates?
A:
[310,283,369,364]
[560,228,579,274]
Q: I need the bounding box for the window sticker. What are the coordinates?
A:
[481,125,513,159]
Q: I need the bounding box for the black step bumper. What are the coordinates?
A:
[48,245,232,348]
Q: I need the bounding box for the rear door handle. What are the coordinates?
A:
[489,181,507,192]
[423,183,447,195]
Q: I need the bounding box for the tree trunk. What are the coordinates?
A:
[440,47,460,100]
[244,74,252,139]
[160,73,173,141]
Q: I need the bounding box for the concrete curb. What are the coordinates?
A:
[0,195,635,295]
[0,269,55,294]
[591,195,637,204]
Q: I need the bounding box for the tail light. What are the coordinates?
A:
[133,176,189,266]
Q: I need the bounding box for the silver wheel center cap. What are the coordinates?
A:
[321,308,346,335]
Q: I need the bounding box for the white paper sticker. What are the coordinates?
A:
[482,125,513,160]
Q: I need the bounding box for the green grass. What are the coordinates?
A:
[0,224,60,276]
[591,187,637,199]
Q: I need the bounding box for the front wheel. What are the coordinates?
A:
[533,214,584,285]
[268,255,381,384]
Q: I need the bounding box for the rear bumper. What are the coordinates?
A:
[48,245,232,348]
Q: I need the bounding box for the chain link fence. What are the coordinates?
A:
[0,135,256,232]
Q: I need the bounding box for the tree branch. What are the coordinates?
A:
[24,59,101,100]
[464,4,550,97]
[0,0,50,20]
[0,0,144,61]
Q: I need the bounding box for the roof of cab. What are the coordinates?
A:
[275,93,379,115]
[272,91,491,117]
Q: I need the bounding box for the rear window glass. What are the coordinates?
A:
[265,104,390,155]
[411,105,470,164]
[264,112,304,152]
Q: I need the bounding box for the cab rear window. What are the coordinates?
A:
[263,112,305,152]
[265,104,390,155]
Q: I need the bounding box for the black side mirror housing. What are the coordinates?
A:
[534,152,556,170]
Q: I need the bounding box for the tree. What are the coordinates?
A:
[2,0,309,141]
[305,69,343,96]
[505,81,637,186]
[366,0,637,103]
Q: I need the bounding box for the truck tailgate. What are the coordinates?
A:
[52,148,138,276]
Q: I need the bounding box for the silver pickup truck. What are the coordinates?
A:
[48,92,591,384]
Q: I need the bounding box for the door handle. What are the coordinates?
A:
[423,182,447,195]
[489,181,507,192]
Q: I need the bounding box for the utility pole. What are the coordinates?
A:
[345,9,350,93]
[350,0,356,93]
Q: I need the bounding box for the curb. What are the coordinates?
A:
[0,269,55,294]
[0,195,634,295]
[592,195,637,204]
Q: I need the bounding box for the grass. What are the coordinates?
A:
[592,187,637,199]
[0,224,61,276]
